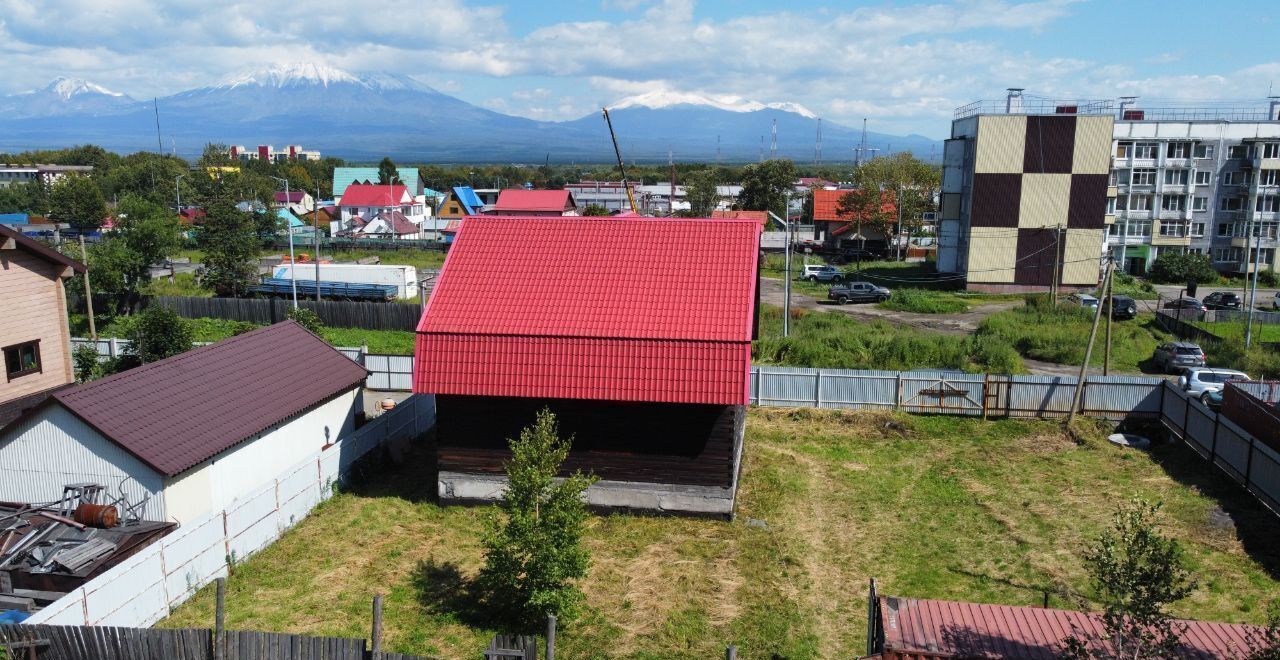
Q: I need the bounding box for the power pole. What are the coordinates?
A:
[895,185,904,261]
[1103,255,1114,376]
[79,235,96,341]
[1245,164,1263,351]
[315,182,321,302]
[1069,258,1113,422]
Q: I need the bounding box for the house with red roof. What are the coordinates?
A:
[413,215,761,516]
[271,190,315,214]
[488,189,578,216]
[812,188,897,248]
[333,183,430,239]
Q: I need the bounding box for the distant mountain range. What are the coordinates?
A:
[0,62,941,163]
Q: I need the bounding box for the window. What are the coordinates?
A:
[1163,170,1188,185]
[1259,196,1279,213]
[1167,142,1190,158]
[1214,247,1243,262]
[1188,248,1203,255]
[1126,220,1152,237]
[1134,143,1159,159]
[1116,142,1132,158]
[1264,143,1280,159]
[1116,194,1129,210]
[1190,222,1206,237]
[1161,195,1187,211]
[1132,169,1156,185]
[1249,248,1276,265]
[1159,221,1187,237]
[1221,197,1244,211]
[1263,171,1280,186]
[1114,169,1131,185]
[1193,196,1208,211]
[1218,222,1244,237]
[1257,222,1280,240]
[1194,144,1215,159]
[1195,170,1212,185]
[3,341,40,381]
[1223,172,1239,186]
[1131,195,1153,211]
[1106,197,1117,214]
[1229,145,1248,159]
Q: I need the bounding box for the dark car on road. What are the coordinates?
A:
[1103,294,1138,320]
[828,281,892,304]
[1163,296,1206,320]
[1152,341,1207,373]
[1202,291,1243,311]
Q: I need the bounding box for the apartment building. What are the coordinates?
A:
[1106,98,1280,275]
[938,91,1115,292]
[228,145,321,162]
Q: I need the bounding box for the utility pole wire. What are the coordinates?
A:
[1103,254,1114,376]
[1069,258,1113,422]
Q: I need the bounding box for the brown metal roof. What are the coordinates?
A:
[0,225,86,275]
[21,321,367,476]
[878,595,1265,659]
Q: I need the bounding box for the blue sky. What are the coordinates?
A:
[1,0,1276,138]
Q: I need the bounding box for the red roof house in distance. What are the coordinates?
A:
[712,209,768,227]
[489,189,578,216]
[812,188,897,245]
[414,215,761,515]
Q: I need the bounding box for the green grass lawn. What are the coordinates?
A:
[977,301,1171,373]
[753,305,1024,373]
[90,316,417,355]
[1193,320,1280,344]
[158,408,1280,659]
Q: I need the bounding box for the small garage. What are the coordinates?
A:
[0,321,367,524]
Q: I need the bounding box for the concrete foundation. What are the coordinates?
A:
[438,472,738,518]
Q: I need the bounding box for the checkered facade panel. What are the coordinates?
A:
[968,114,1112,285]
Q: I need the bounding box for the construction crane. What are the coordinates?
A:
[601,107,639,214]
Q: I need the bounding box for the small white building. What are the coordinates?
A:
[0,322,367,524]
[331,183,429,240]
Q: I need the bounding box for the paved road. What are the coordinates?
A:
[1152,283,1277,308]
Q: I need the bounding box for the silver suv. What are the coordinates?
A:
[800,264,845,283]
[1177,367,1250,404]
[1152,341,1206,373]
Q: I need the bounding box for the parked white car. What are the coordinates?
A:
[800,264,845,283]
[1273,291,1280,310]
[1177,367,1250,404]
[1066,293,1099,310]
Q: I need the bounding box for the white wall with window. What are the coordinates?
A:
[1134,143,1158,159]
[1161,195,1187,211]
[1213,247,1243,262]
[1193,196,1208,211]
[1132,169,1156,185]
[1166,142,1190,158]
[1194,144,1214,159]
[1195,170,1212,185]
[1163,170,1189,185]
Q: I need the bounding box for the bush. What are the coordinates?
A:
[124,304,194,365]
[73,344,104,382]
[878,289,967,314]
[1256,270,1280,288]
[1148,253,1218,285]
[287,307,325,335]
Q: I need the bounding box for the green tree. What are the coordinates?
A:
[83,195,182,311]
[197,143,233,168]
[1060,497,1195,659]
[737,159,797,220]
[0,181,49,215]
[581,203,610,216]
[1148,253,1218,285]
[123,304,193,365]
[685,169,721,217]
[200,201,260,296]
[377,157,400,185]
[48,174,107,229]
[836,185,896,245]
[287,307,324,335]
[478,409,597,633]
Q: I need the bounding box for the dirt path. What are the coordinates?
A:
[760,278,1018,335]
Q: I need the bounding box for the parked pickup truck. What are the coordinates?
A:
[827,281,892,304]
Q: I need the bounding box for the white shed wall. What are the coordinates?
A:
[0,405,165,519]
[163,387,360,522]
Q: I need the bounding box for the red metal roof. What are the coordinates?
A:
[878,596,1265,659]
[274,191,306,203]
[711,210,767,225]
[338,184,409,207]
[812,188,896,222]
[414,216,760,405]
[8,322,368,476]
[493,189,576,212]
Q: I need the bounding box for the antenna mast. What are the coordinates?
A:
[154,98,164,153]
[814,118,822,165]
[770,119,777,159]
[857,118,867,167]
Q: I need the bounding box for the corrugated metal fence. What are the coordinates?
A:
[151,297,423,331]
[749,367,1164,419]
[22,394,435,629]
[72,339,413,391]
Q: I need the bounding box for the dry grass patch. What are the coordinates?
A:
[161,408,1280,659]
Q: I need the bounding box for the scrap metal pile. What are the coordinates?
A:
[0,483,175,617]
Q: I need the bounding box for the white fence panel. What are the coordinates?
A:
[29,590,86,625]
[81,543,167,627]
[161,514,229,606]
[277,458,323,528]
[225,484,282,561]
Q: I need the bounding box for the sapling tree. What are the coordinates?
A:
[1060,497,1195,659]
[478,409,597,633]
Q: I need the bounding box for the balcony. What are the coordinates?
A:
[1255,156,1280,170]
[1159,209,1190,221]
[1120,209,1153,220]
[1104,213,1116,225]
[1106,234,1151,246]
[1160,184,1189,194]
[1163,158,1191,168]
[1107,185,1118,197]
[1230,236,1280,249]
[1152,234,1191,246]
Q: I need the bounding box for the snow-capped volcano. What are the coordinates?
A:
[0,77,135,118]
[210,62,436,93]
[611,90,818,119]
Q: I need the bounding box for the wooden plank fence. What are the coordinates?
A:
[148,296,422,331]
[0,624,426,660]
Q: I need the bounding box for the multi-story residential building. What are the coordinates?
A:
[0,164,94,189]
[938,91,1114,292]
[1106,97,1280,275]
[564,181,636,212]
[228,145,321,162]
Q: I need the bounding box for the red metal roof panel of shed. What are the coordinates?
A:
[338,184,409,207]
[812,188,897,222]
[22,322,369,476]
[414,216,760,405]
[493,189,575,212]
[878,596,1265,659]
